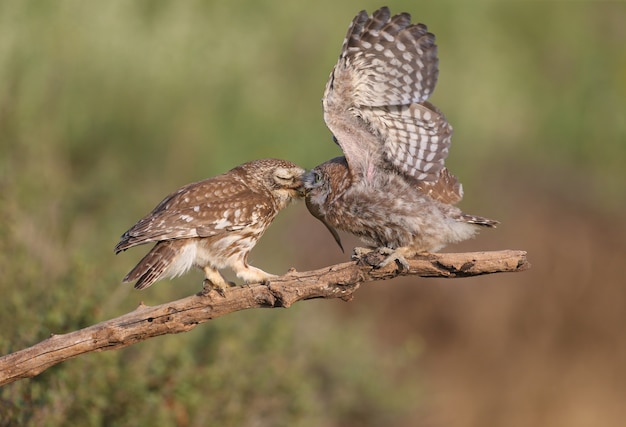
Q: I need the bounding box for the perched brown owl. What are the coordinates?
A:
[304,7,497,267]
[115,158,304,292]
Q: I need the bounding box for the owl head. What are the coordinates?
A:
[242,159,306,207]
[303,157,350,252]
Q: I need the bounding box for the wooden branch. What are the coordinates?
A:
[0,250,529,386]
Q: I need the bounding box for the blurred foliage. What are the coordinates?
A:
[0,0,624,426]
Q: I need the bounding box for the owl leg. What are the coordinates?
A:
[377,247,413,271]
[232,261,277,285]
[201,266,233,297]
[353,246,412,271]
[352,247,376,259]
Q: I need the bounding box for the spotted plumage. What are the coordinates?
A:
[305,7,497,263]
[115,158,304,291]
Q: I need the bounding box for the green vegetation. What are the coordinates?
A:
[1,1,624,425]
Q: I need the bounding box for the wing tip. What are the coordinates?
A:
[462,214,499,228]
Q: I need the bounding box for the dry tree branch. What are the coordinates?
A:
[0,250,529,386]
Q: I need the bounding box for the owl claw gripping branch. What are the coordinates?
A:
[115,158,305,293]
[304,7,498,268]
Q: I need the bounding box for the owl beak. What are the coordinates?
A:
[294,177,306,197]
[305,195,344,253]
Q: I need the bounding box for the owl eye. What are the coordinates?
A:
[314,171,322,183]
[274,168,295,183]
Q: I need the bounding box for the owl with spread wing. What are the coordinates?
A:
[304,7,497,267]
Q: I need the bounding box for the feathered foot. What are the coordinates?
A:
[233,263,277,287]
[376,247,411,271]
[353,246,412,271]
[198,267,235,297]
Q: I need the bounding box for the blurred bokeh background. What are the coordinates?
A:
[1,1,625,426]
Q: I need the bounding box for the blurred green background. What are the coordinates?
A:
[1,1,625,426]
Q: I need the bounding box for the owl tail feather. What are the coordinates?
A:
[123,241,178,290]
[461,214,499,228]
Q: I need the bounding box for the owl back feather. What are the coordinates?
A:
[416,167,463,205]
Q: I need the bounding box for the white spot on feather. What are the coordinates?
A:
[381,31,394,42]
[214,218,232,230]
[180,214,194,223]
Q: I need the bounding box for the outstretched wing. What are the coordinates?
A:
[322,7,450,182]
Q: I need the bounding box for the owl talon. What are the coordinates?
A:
[354,247,410,271]
[352,247,374,261]
[197,286,222,297]
[354,247,384,267]
[376,248,410,272]
[199,279,231,297]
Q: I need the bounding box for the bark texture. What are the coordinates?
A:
[0,250,529,386]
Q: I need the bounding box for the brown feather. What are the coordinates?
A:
[123,241,180,290]
[417,167,463,205]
